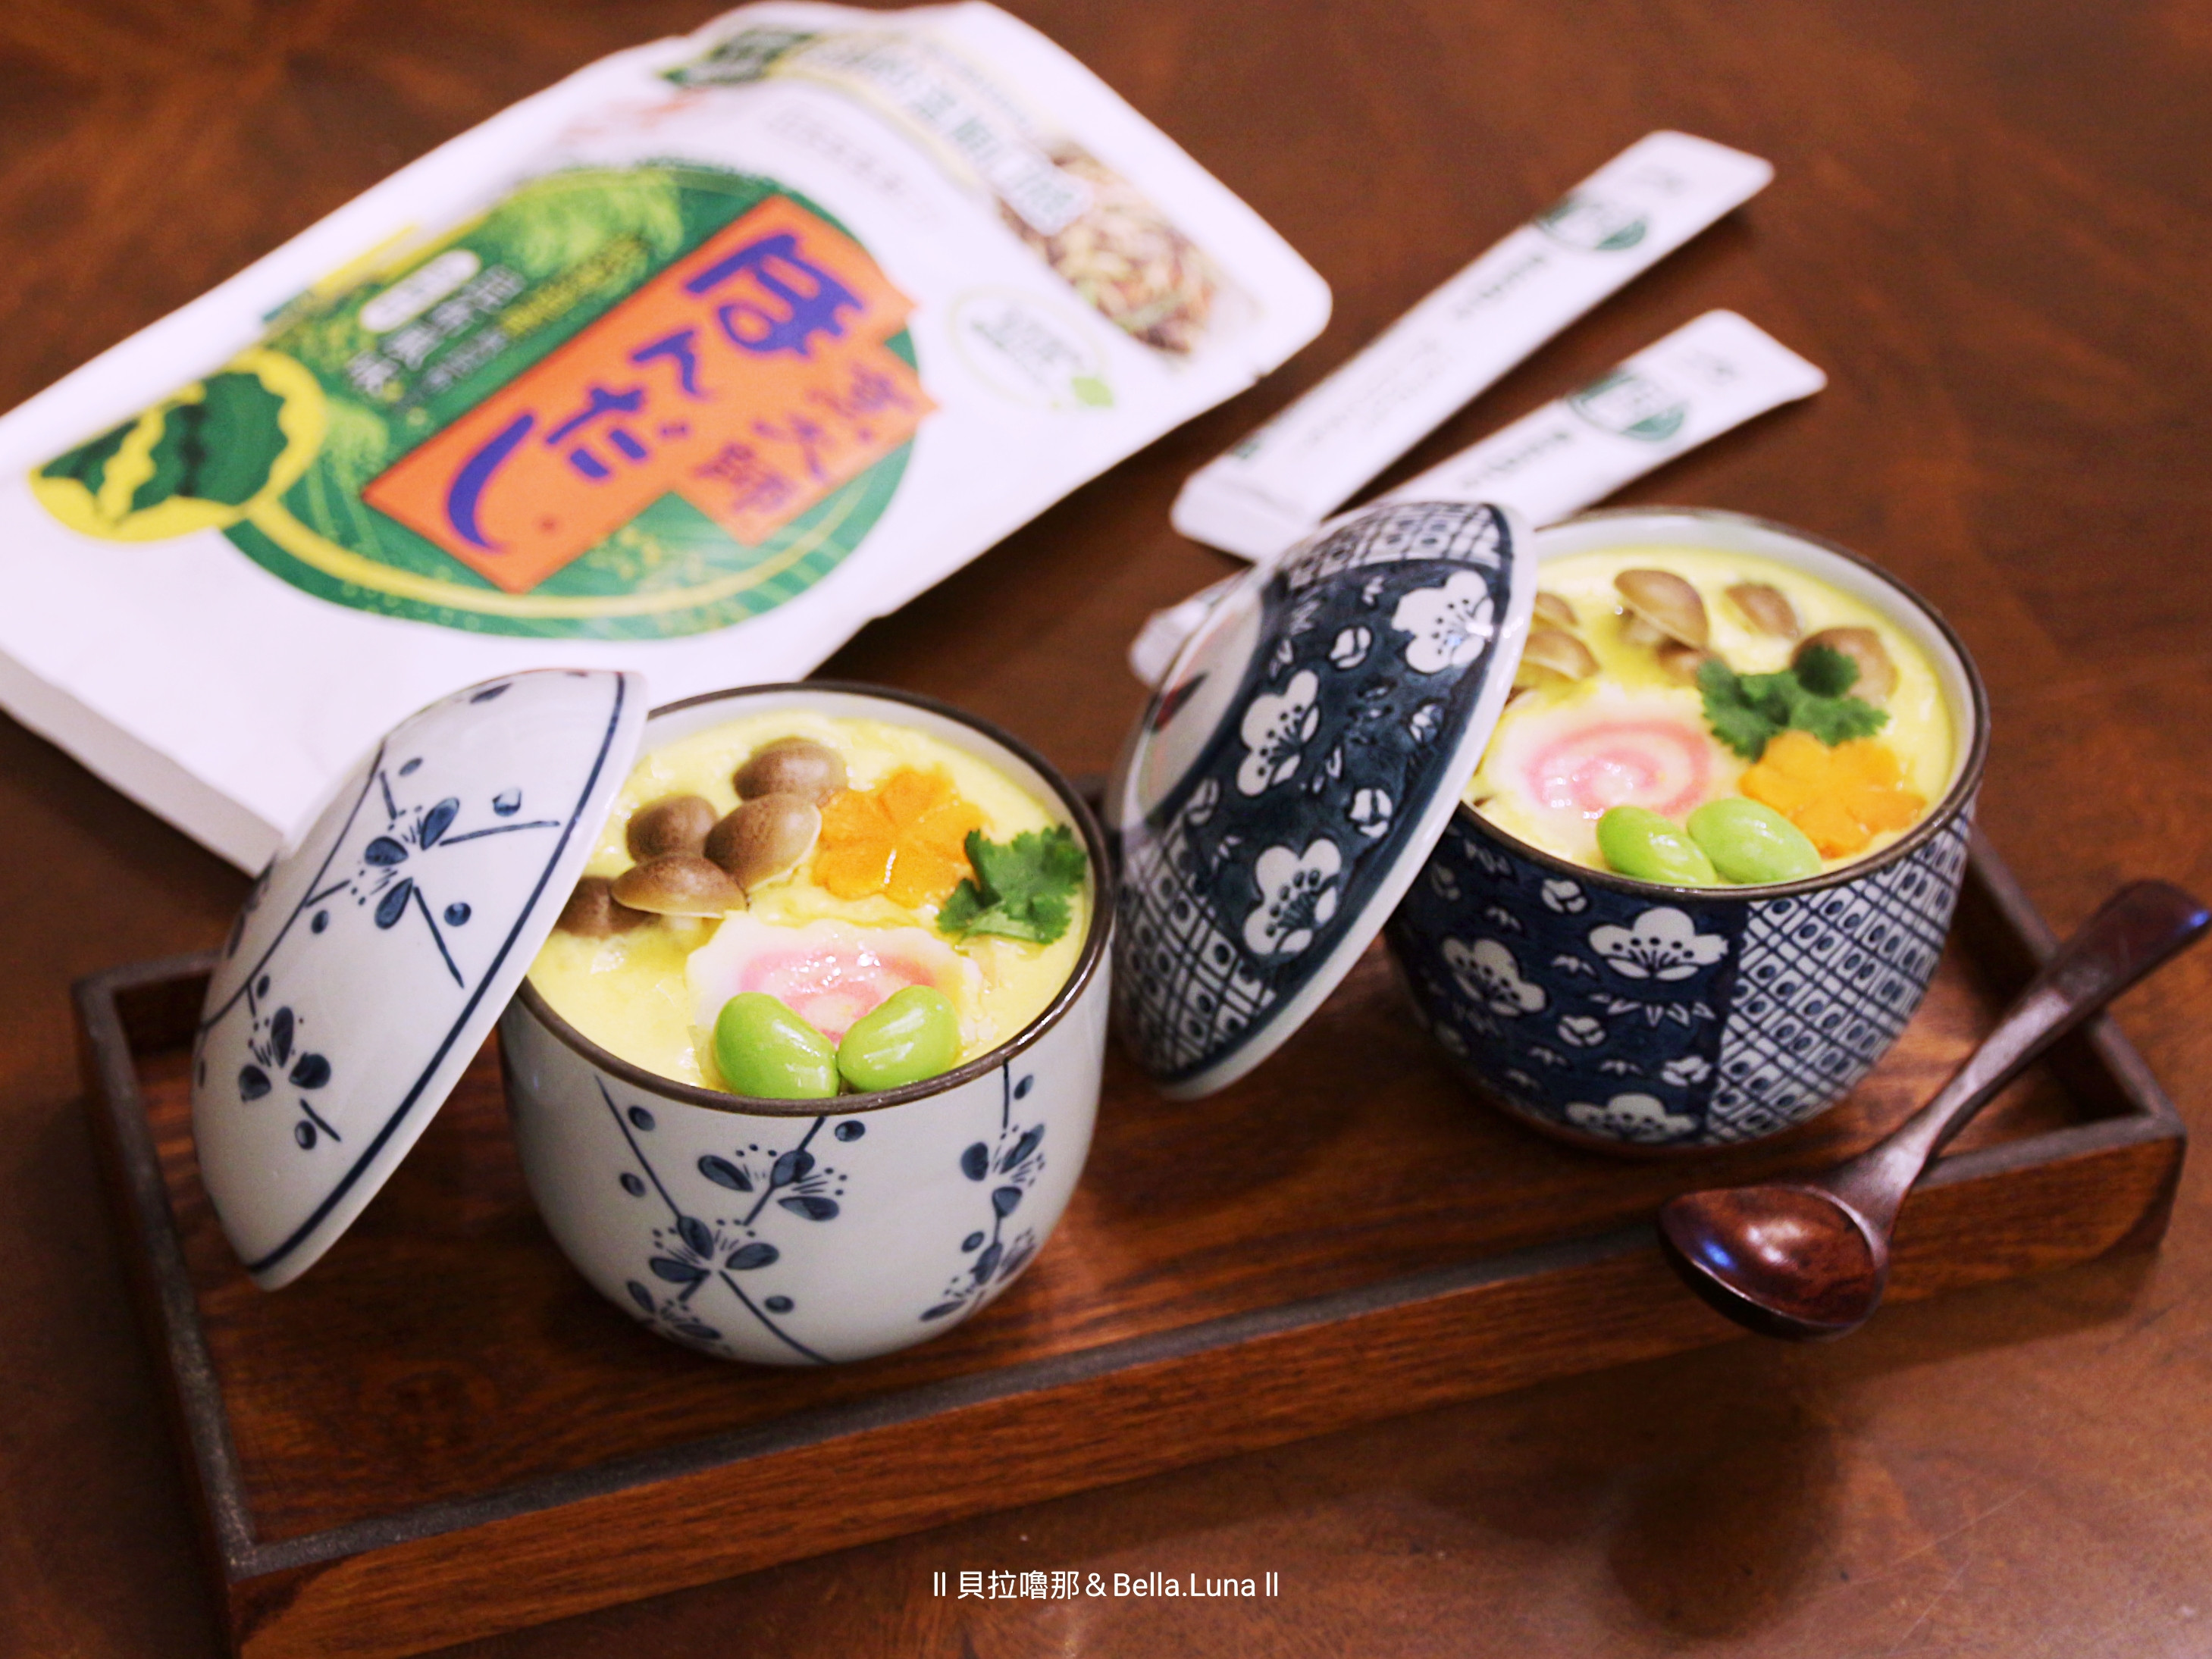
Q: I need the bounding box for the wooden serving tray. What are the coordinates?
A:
[77,835,2182,1659]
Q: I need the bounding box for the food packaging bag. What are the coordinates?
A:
[0,2,1327,868]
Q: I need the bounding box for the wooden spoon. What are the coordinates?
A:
[1659,880,2209,1340]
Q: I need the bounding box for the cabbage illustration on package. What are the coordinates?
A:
[0,2,1327,867]
[36,184,931,638]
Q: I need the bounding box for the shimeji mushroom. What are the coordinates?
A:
[556,875,653,937]
[706,794,823,891]
[735,737,848,805]
[1726,581,1801,640]
[625,793,716,861]
[1796,627,1898,703]
[1615,568,1710,651]
[1533,591,1578,629]
[612,854,748,917]
[1656,640,1719,686]
[1516,624,1600,687]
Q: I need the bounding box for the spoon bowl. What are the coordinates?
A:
[1659,1184,1883,1339]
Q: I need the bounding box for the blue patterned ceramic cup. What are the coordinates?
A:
[500,684,1112,1363]
[1384,509,1988,1151]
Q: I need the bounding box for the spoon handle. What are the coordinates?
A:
[1828,880,2208,1227]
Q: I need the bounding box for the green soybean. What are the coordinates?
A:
[1596,806,1720,887]
[1687,798,1823,884]
[713,993,838,1100]
[837,986,961,1093]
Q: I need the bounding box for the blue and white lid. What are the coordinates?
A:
[191,669,647,1288]
[1111,500,1535,1097]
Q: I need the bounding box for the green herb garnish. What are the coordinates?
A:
[1697,645,1888,761]
[938,825,1087,944]
[1791,642,1860,699]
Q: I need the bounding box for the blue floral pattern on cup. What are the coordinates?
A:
[495,681,1108,1367]
[1386,806,1975,1147]
[1116,502,1520,1086]
[591,1065,1051,1363]
[920,1070,1049,1325]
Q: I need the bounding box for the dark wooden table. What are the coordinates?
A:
[7,2,2212,1653]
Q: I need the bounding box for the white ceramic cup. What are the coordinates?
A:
[499,684,1113,1365]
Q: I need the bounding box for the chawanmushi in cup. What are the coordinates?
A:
[1471,542,1954,884]
[503,683,1112,1363]
[1384,507,1987,1152]
[531,708,1090,1099]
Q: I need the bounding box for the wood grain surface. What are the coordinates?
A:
[5,1,2212,1654]
[70,843,2185,1657]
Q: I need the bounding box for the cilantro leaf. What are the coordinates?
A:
[1737,669,1803,730]
[1697,659,1780,759]
[936,879,988,937]
[938,825,1087,944]
[1793,642,1858,699]
[1697,655,1888,760]
[1791,690,1889,747]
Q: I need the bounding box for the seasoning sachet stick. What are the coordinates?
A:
[1170,131,1773,559]
[1129,311,1824,687]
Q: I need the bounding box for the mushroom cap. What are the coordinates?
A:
[625,793,716,861]
[556,875,653,937]
[1796,626,1897,703]
[705,793,822,891]
[1614,568,1709,649]
[1656,640,1718,686]
[611,854,748,917]
[1726,581,1801,640]
[1533,591,1578,630]
[735,737,847,806]
[1518,624,1599,683]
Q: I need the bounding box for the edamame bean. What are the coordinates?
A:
[837,985,960,1093]
[1596,806,1719,887]
[713,993,838,1100]
[1687,797,1823,884]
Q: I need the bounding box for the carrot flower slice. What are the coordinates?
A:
[815,768,986,908]
[1739,731,1926,858]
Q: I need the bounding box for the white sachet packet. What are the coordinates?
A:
[1129,311,1824,687]
[1171,132,1772,558]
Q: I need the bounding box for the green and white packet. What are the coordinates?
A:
[1377,311,1825,521]
[1128,311,1824,687]
[1171,131,1772,559]
[0,2,1327,869]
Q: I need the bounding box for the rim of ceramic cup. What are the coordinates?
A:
[512,680,1116,1117]
[1455,506,1991,900]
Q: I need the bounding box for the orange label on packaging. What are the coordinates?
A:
[364,196,932,593]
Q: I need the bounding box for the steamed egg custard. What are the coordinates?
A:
[1469,546,1954,884]
[529,712,1089,1097]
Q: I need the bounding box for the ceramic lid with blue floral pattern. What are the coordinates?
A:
[1111,500,1535,1097]
[192,668,647,1288]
